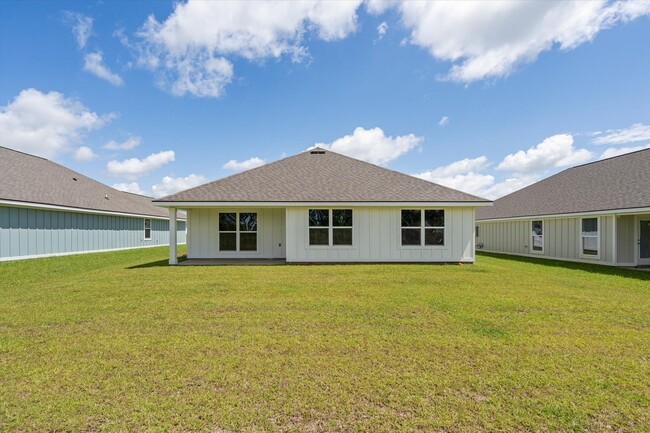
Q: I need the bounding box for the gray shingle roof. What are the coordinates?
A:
[0,146,172,218]
[155,149,490,203]
[477,148,650,220]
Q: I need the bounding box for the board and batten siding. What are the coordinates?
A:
[0,205,186,261]
[285,206,476,263]
[186,207,286,259]
[616,215,635,264]
[476,215,615,265]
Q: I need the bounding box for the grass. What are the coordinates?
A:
[1,247,648,432]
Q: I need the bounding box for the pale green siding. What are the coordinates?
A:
[477,215,617,265]
[0,205,186,260]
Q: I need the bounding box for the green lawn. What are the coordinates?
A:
[1,248,648,432]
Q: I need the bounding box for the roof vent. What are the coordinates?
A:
[105,194,109,200]
[72,177,77,181]
[310,149,325,154]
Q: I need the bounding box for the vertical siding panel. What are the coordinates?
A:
[546,219,554,257]
[43,210,52,255]
[9,207,20,257]
[26,209,36,255]
[390,208,400,260]
[452,208,462,259]
[0,207,9,258]
[568,218,576,259]
[71,213,78,252]
[602,216,612,263]
[35,210,44,255]
[18,208,29,256]
[370,208,380,260]
[51,211,59,253]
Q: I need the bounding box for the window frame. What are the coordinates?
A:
[307,209,354,247]
[580,216,600,259]
[399,209,446,248]
[144,218,152,240]
[531,220,544,254]
[218,211,258,252]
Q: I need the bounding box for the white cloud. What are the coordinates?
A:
[107,150,175,179]
[133,0,362,97]
[63,11,93,49]
[414,156,539,199]
[418,156,489,178]
[377,21,388,38]
[600,144,650,159]
[438,116,449,127]
[151,174,207,198]
[0,88,111,159]
[414,156,493,197]
[74,146,97,162]
[112,182,147,195]
[104,135,141,151]
[223,157,266,172]
[591,123,650,145]
[497,134,592,173]
[391,1,650,82]
[83,52,124,86]
[482,175,540,200]
[314,127,422,165]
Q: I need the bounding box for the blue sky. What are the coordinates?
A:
[1,1,649,198]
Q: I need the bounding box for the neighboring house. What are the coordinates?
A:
[0,146,186,261]
[154,148,491,264]
[476,148,650,267]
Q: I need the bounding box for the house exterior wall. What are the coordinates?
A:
[0,205,186,261]
[616,215,635,264]
[285,206,476,263]
[476,215,616,265]
[186,207,286,259]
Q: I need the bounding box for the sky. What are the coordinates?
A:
[1,0,649,199]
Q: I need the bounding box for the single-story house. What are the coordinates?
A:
[154,148,491,264]
[0,146,186,261]
[476,148,650,267]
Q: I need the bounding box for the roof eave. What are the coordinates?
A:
[153,200,493,208]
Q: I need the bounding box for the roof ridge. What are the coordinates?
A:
[568,147,650,171]
[155,147,490,203]
[153,151,304,201]
[0,146,169,218]
[0,145,50,161]
[317,148,489,201]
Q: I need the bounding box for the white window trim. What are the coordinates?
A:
[218,212,259,252]
[531,220,544,254]
[143,218,152,240]
[399,209,446,249]
[307,209,354,248]
[580,216,600,259]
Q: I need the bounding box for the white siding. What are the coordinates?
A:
[477,215,616,265]
[285,206,475,263]
[186,207,285,259]
[617,215,635,264]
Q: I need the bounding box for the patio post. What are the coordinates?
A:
[169,207,177,265]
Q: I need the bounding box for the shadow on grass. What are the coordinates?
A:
[127,259,169,269]
[478,251,650,282]
[127,255,187,269]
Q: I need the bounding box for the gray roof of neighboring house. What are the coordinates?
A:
[477,148,650,220]
[154,149,490,204]
[0,146,176,219]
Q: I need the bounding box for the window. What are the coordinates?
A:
[400,209,445,246]
[219,212,257,251]
[144,218,152,240]
[531,220,543,253]
[581,217,599,257]
[308,209,353,246]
